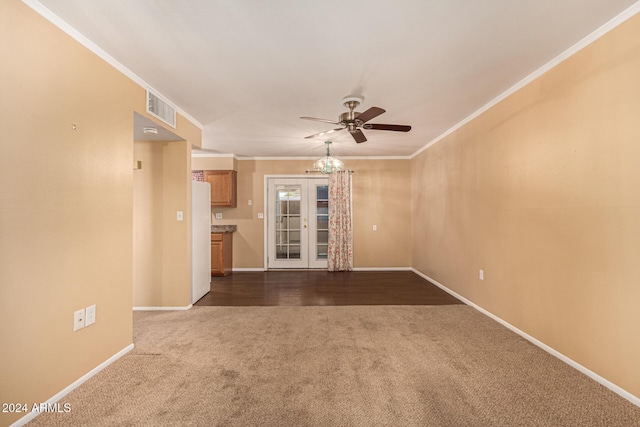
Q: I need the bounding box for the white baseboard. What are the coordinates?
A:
[10,343,134,427]
[352,267,412,271]
[410,268,640,408]
[132,305,192,311]
[232,268,266,272]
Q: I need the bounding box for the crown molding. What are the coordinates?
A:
[410,1,640,159]
[230,155,411,161]
[22,0,203,130]
[191,153,239,159]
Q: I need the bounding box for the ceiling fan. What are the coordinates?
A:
[301,96,411,143]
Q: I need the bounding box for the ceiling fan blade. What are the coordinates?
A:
[300,116,341,125]
[363,123,412,132]
[350,129,367,143]
[355,107,385,124]
[304,127,345,139]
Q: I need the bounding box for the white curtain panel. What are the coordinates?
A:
[328,171,353,271]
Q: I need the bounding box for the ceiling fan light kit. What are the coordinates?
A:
[301,95,411,143]
[311,141,345,174]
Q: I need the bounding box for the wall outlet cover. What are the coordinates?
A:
[215,212,223,219]
[74,308,85,331]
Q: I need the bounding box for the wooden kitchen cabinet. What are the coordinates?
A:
[211,232,233,276]
[204,170,237,207]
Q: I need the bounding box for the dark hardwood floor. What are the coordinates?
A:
[195,270,463,306]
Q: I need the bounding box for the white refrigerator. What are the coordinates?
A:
[191,180,211,304]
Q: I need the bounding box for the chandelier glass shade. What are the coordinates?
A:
[312,141,344,174]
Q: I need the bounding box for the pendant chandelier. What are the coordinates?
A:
[312,141,344,174]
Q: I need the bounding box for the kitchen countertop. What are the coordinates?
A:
[211,225,237,233]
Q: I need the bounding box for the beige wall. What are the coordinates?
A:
[411,14,640,397]
[351,159,412,267]
[192,156,236,171]
[0,1,200,425]
[194,159,412,268]
[133,140,192,307]
[177,116,203,150]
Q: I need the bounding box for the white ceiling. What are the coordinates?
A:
[33,0,639,157]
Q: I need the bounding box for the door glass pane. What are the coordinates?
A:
[276,230,287,245]
[277,187,300,201]
[317,244,328,260]
[276,245,288,259]
[274,184,302,261]
[289,216,300,229]
[315,185,330,262]
[316,200,328,215]
[317,186,328,200]
[289,245,301,259]
[317,216,328,230]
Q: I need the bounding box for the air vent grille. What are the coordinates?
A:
[146,90,176,128]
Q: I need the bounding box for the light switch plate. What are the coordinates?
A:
[257,213,264,219]
[85,304,96,326]
[215,213,223,219]
[177,211,183,221]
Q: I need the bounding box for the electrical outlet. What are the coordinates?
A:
[215,212,222,219]
[248,199,252,206]
[372,225,377,231]
[74,308,85,331]
[177,211,183,221]
[479,270,484,280]
[86,304,96,326]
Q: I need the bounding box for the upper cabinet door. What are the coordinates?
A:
[204,170,237,207]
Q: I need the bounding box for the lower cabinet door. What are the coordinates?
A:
[211,240,224,276]
[211,233,233,276]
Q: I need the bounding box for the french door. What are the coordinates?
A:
[267,177,329,269]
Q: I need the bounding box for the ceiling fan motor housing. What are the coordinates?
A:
[339,111,363,132]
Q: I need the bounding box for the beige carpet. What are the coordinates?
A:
[30,306,640,426]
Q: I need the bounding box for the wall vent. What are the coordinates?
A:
[146,90,176,128]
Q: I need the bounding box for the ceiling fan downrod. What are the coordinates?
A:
[341,96,362,133]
